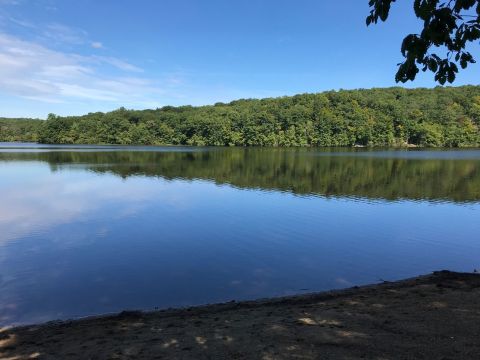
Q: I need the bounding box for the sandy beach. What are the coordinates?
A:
[1,270,479,359]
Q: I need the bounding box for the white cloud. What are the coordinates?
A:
[0,22,283,116]
[92,55,144,72]
[7,16,34,28]
[42,23,88,45]
[0,33,165,106]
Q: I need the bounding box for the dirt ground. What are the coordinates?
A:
[1,270,479,359]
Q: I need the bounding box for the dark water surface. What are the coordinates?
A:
[0,143,479,326]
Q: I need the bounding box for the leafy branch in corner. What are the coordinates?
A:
[367,0,480,84]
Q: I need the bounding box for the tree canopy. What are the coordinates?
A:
[367,0,479,83]
[2,86,479,147]
[0,118,42,142]
[23,86,480,147]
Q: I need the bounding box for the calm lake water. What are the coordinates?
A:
[0,143,479,326]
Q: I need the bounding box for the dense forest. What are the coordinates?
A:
[2,86,480,147]
[0,118,42,142]
[1,148,478,202]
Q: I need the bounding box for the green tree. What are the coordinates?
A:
[4,86,479,148]
[367,0,479,83]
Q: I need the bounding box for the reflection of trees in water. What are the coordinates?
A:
[1,149,479,202]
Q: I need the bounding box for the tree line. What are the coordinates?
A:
[2,86,480,147]
[0,118,42,142]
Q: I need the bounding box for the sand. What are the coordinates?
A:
[1,270,479,359]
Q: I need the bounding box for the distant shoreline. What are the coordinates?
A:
[2,140,480,149]
[2,270,479,359]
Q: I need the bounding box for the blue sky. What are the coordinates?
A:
[0,0,478,118]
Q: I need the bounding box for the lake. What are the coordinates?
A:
[0,143,479,326]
